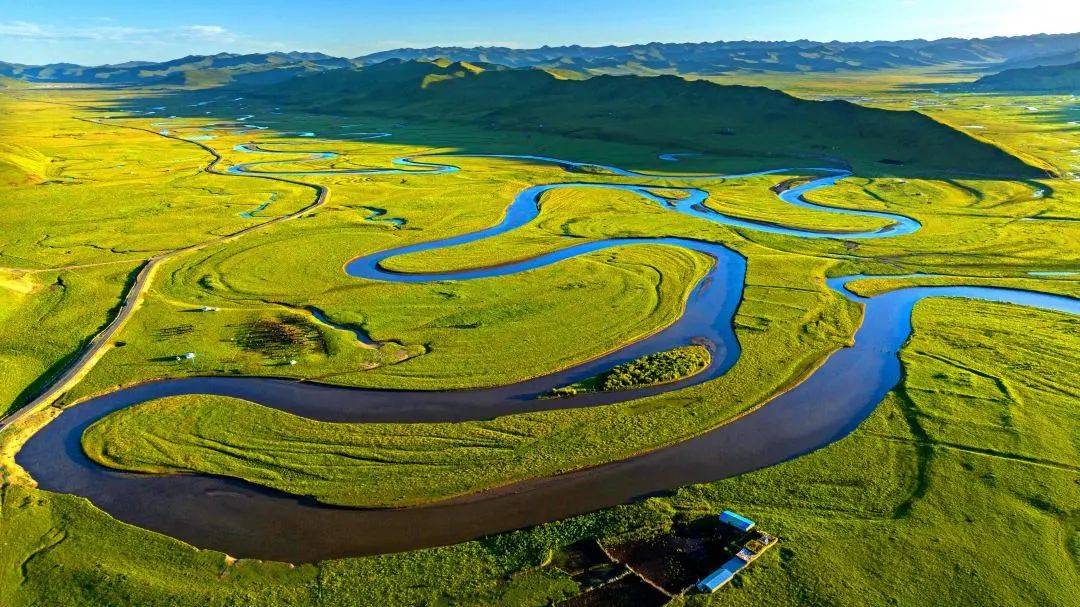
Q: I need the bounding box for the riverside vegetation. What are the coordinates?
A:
[547,345,712,397]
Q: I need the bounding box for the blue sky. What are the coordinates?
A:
[1,0,1078,65]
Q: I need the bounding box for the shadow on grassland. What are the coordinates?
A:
[90,61,1052,180]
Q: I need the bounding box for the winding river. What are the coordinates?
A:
[15,125,1078,562]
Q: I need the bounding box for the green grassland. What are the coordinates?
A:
[59,122,906,397]
[677,298,1079,606]
[4,297,1076,606]
[1,65,1078,607]
[0,96,313,267]
[74,244,855,509]
[76,345,710,508]
[699,175,892,232]
[0,95,316,414]
[733,174,1078,279]
[0,263,136,411]
[70,243,712,395]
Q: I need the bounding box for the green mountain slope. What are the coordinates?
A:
[0,75,26,89]
[970,60,1080,91]
[250,60,1045,178]
[994,48,1080,70]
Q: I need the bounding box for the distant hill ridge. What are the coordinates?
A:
[970,60,1080,91]
[243,59,1047,178]
[352,32,1080,75]
[993,48,1080,70]
[4,32,1080,85]
[0,51,352,86]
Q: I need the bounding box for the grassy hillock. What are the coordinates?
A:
[971,60,1080,91]
[157,68,234,88]
[250,60,1044,178]
[0,75,26,89]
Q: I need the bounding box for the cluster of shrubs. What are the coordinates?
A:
[236,316,322,357]
[547,345,711,398]
[548,386,581,398]
[599,345,710,391]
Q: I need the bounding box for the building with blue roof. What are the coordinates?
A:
[696,557,747,593]
[719,510,755,532]
[693,511,778,594]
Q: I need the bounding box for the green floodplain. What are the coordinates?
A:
[0,61,1078,606]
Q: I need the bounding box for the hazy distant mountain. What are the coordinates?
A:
[970,60,1080,91]
[0,52,355,86]
[353,33,1080,75]
[245,59,1044,178]
[994,48,1080,70]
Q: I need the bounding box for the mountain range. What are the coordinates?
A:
[352,33,1080,75]
[0,51,351,86]
[234,58,1045,178]
[969,60,1080,91]
[4,32,1080,86]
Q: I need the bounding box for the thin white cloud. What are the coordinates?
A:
[184,25,228,36]
[181,25,232,41]
[0,20,286,57]
[0,20,151,42]
[0,21,49,38]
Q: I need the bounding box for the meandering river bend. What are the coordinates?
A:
[16,127,1078,562]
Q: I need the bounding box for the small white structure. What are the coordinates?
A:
[200,306,219,312]
[177,352,196,361]
[288,359,298,366]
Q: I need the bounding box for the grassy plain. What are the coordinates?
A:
[0,263,136,411]
[1,68,1079,607]
[70,242,712,394]
[61,122,901,397]
[0,93,313,414]
[78,244,853,508]
[676,298,1080,606]
[5,297,1077,606]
